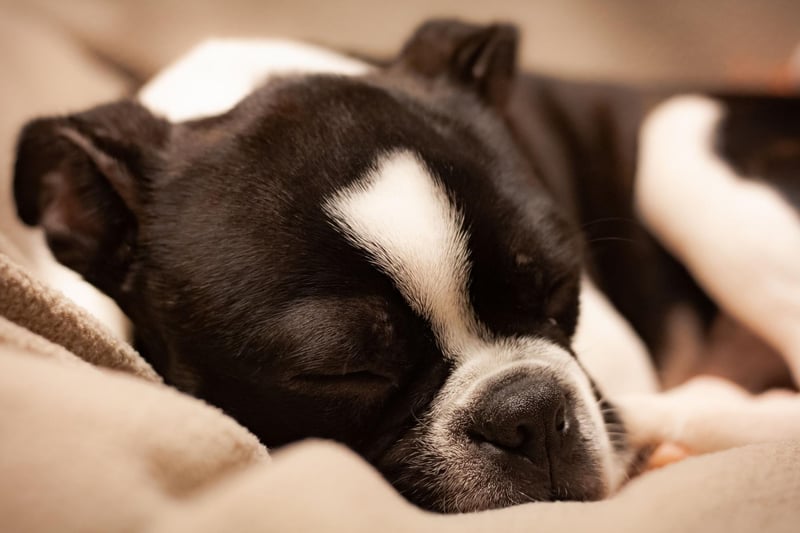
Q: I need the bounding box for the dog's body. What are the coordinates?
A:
[510,79,800,392]
[12,21,800,512]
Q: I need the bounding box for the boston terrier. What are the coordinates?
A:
[12,19,800,512]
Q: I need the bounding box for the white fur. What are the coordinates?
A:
[617,377,800,453]
[139,39,371,121]
[327,150,626,494]
[573,275,659,396]
[325,150,480,360]
[636,95,800,383]
[425,337,628,494]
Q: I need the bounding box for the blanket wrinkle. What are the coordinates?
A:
[0,252,161,382]
[0,315,95,370]
[0,348,269,533]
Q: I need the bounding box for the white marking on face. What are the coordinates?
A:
[324,150,482,361]
[139,38,371,122]
[636,95,800,383]
[327,150,627,493]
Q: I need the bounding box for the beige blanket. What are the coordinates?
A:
[2,247,800,532]
[2,3,800,532]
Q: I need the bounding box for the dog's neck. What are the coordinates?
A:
[139,39,371,121]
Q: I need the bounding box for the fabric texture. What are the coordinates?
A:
[0,254,160,381]
[2,275,799,533]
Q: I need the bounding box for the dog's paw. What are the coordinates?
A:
[616,377,800,455]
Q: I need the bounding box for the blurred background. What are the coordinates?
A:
[1,0,798,332]
[4,0,800,87]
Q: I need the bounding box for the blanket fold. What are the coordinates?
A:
[0,252,160,382]
[0,251,270,533]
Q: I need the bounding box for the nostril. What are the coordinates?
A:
[554,403,568,434]
[468,418,526,451]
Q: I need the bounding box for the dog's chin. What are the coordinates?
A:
[379,432,612,513]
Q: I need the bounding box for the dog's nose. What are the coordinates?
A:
[468,375,570,463]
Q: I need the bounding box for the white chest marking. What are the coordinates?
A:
[138,38,371,122]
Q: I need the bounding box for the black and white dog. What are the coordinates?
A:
[12,20,800,512]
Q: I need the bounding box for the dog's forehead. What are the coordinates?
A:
[143,39,581,352]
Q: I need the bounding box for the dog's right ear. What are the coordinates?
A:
[13,100,170,298]
[395,19,519,109]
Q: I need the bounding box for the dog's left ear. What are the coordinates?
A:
[395,19,519,109]
[13,100,170,300]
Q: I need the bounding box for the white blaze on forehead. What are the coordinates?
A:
[139,38,371,122]
[325,150,483,359]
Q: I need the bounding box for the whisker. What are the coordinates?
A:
[586,236,638,245]
[581,216,637,230]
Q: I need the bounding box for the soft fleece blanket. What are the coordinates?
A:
[2,249,800,532]
[2,3,800,532]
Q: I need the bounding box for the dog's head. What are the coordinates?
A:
[13,20,631,512]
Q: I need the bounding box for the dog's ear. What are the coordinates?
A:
[13,100,170,297]
[395,19,519,108]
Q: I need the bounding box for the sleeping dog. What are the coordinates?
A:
[12,20,800,512]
